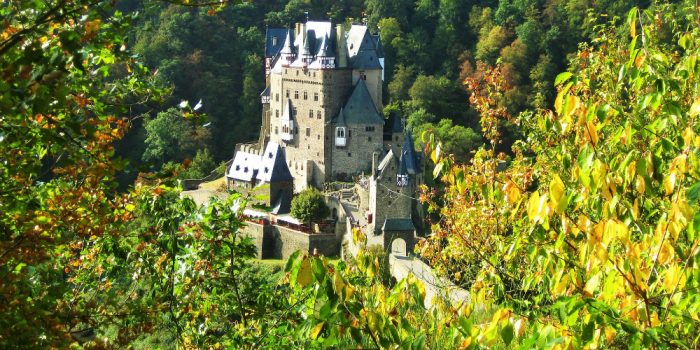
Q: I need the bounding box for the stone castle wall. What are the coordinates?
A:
[330,124,384,180]
[240,221,340,259]
[268,67,353,189]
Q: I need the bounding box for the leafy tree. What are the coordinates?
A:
[414,119,482,161]
[179,148,216,179]
[291,189,330,227]
[387,64,416,101]
[408,74,467,122]
[475,25,510,64]
[142,108,211,165]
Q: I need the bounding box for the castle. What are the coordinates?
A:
[226,20,422,258]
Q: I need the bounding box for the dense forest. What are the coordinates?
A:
[115,0,646,182]
[2,0,700,349]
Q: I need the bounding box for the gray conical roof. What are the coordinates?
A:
[318,35,332,57]
[301,30,314,56]
[399,131,418,175]
[280,28,295,55]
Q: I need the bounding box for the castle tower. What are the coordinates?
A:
[243,20,386,191]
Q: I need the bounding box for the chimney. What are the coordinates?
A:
[336,24,347,68]
[298,22,307,56]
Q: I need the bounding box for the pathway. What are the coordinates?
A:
[388,253,470,309]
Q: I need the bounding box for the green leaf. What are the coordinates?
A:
[501,322,514,346]
[412,334,426,350]
[582,320,595,342]
[688,212,700,241]
[554,72,573,86]
[687,183,700,202]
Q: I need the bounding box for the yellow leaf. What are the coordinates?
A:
[683,127,695,147]
[549,175,566,214]
[664,171,676,196]
[528,191,540,223]
[604,326,617,344]
[690,97,700,117]
[459,337,472,349]
[635,175,646,194]
[566,94,580,116]
[663,264,684,293]
[656,242,675,265]
[310,322,324,339]
[297,258,312,287]
[585,119,598,146]
[584,273,601,296]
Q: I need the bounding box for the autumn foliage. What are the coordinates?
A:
[418,5,700,348]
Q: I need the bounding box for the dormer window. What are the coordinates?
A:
[335,126,347,147]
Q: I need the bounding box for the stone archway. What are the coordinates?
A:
[391,238,407,256]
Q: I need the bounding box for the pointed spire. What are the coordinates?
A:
[301,30,314,57]
[280,28,295,55]
[400,131,418,175]
[318,34,332,57]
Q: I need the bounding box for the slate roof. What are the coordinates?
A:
[382,218,415,232]
[227,142,293,183]
[398,132,419,176]
[228,151,260,182]
[279,29,295,55]
[265,28,288,57]
[335,106,347,127]
[260,85,270,97]
[372,35,384,58]
[337,79,384,125]
[257,142,293,183]
[346,25,383,69]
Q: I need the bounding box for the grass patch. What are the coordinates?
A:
[198,176,226,191]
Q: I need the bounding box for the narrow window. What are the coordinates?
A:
[317,110,322,119]
[275,126,278,134]
[306,128,310,137]
[286,89,289,98]
[294,90,299,99]
[303,91,308,100]
[272,36,277,46]
[314,92,319,101]
[348,153,352,157]
[309,110,313,118]
[368,136,372,142]
[293,107,297,116]
[275,110,279,118]
[276,93,279,102]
